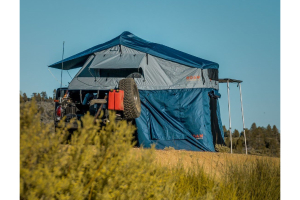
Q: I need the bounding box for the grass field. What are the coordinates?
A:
[133,148,280,180]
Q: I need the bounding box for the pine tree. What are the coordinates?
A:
[256,127,266,154]
[20,94,24,103]
[250,123,257,132]
[41,91,48,101]
[272,125,280,156]
[266,124,272,137]
[222,125,227,133]
[222,125,228,137]
[220,123,281,157]
[249,123,258,150]
[224,131,229,137]
[240,128,249,137]
[236,137,244,153]
[233,129,240,137]
[22,93,28,102]
[36,93,42,102]
[272,125,279,134]
[225,137,231,148]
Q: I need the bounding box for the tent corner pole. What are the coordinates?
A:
[227,80,232,154]
[239,83,248,155]
[61,41,65,89]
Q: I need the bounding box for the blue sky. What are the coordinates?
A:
[20,0,280,131]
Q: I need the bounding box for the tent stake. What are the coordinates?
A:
[239,83,247,154]
[227,80,232,154]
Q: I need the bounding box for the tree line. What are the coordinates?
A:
[20,90,55,103]
[222,123,280,157]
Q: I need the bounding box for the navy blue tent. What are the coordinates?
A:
[49,31,225,151]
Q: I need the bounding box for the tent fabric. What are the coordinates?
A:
[89,52,146,69]
[49,32,225,152]
[68,46,219,91]
[75,55,95,77]
[135,88,224,151]
[49,31,219,70]
[209,93,224,145]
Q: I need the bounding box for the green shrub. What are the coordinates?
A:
[20,100,169,199]
[215,144,230,153]
[20,100,280,200]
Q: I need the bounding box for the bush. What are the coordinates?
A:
[215,144,230,153]
[20,100,280,200]
[20,100,169,199]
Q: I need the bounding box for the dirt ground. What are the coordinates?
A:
[131,148,280,179]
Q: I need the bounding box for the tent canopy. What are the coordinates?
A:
[48,31,219,70]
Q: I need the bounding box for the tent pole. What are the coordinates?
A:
[61,41,65,89]
[239,83,247,155]
[227,80,232,154]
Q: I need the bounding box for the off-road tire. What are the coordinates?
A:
[119,78,141,119]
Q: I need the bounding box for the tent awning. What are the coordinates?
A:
[219,78,243,83]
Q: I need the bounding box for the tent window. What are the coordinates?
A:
[77,57,95,77]
[207,69,218,81]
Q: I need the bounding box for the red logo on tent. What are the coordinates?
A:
[193,134,203,139]
[186,76,201,81]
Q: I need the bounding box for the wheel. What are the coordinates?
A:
[119,78,141,119]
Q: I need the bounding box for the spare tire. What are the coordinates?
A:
[119,78,141,119]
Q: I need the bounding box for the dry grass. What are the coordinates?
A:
[131,148,280,180]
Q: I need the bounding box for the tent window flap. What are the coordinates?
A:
[89,53,145,69]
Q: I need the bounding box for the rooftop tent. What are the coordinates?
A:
[66,45,220,91]
[49,31,225,151]
[48,31,218,70]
